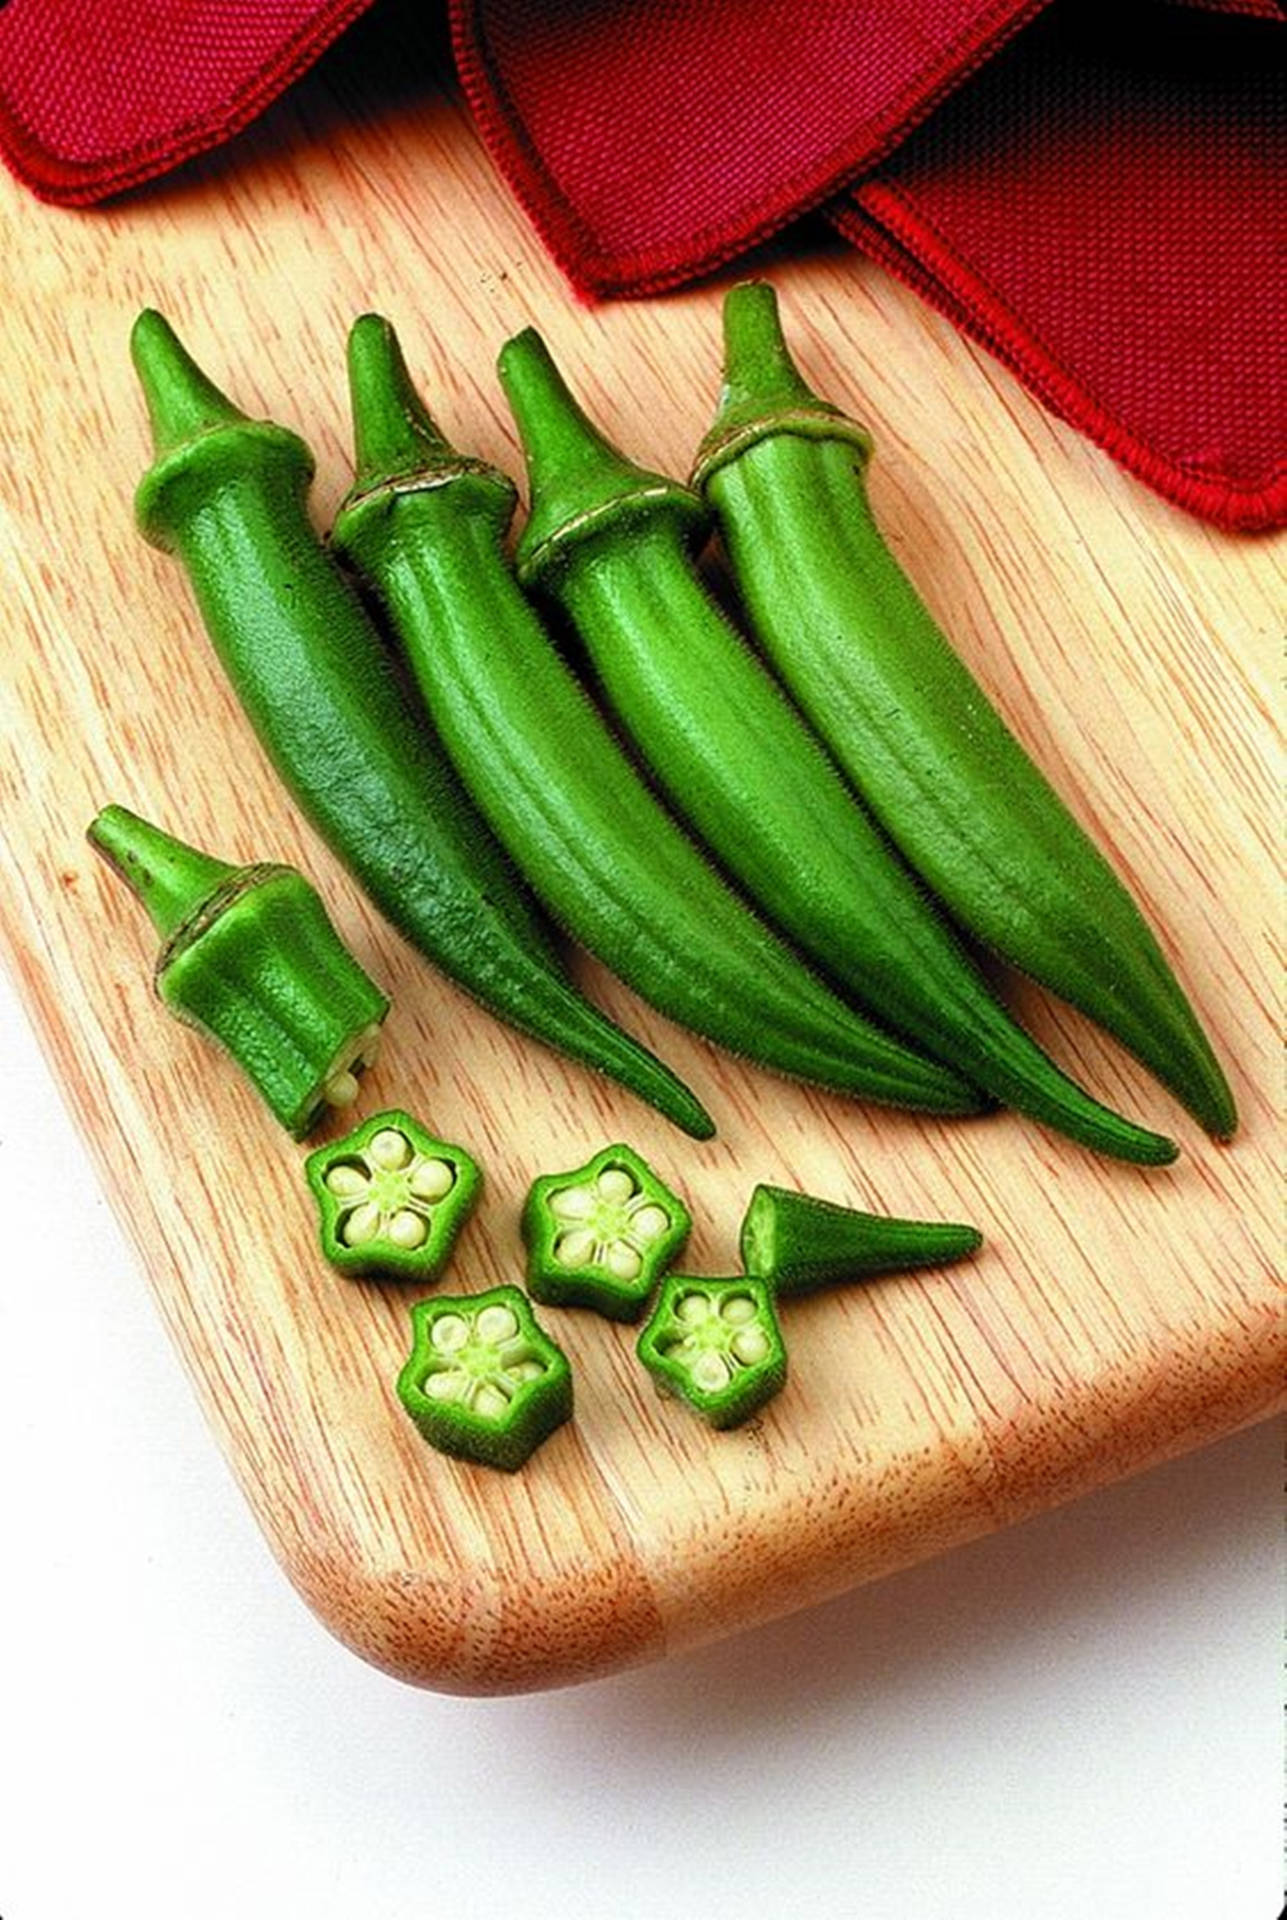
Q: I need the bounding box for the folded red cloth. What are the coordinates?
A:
[834,3,1287,530]
[0,0,1281,529]
[0,0,375,201]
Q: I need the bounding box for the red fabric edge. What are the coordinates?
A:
[832,185,1287,535]
[0,0,378,204]
[448,0,1052,300]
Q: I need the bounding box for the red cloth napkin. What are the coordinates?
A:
[0,0,1281,530]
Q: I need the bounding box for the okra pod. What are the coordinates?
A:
[331,316,981,1118]
[692,282,1236,1141]
[129,310,714,1140]
[498,328,1179,1169]
[88,803,387,1138]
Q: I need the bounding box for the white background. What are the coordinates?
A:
[0,960,1280,1920]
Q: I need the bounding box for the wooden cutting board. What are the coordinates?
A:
[1,22,1281,1695]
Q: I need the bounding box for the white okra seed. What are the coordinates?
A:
[341,1201,382,1247]
[472,1383,511,1420]
[475,1303,520,1345]
[368,1128,412,1172]
[430,1313,470,1353]
[691,1351,731,1393]
[554,1227,598,1268]
[595,1167,635,1205]
[630,1204,670,1242]
[325,1162,369,1199]
[731,1327,770,1366]
[423,1368,463,1400]
[409,1157,454,1203]
[387,1210,428,1250]
[548,1183,597,1222]
[605,1242,642,1280]
[721,1294,757,1324]
[323,1068,361,1109]
[675,1292,711,1325]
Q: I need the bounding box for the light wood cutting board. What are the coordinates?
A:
[1,19,1281,1694]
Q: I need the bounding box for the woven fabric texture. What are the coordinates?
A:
[0,0,1280,527]
[835,3,1287,529]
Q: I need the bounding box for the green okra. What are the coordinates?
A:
[330,315,981,1119]
[306,1108,480,1281]
[87,803,387,1138]
[692,281,1236,1142]
[637,1275,787,1429]
[739,1183,982,1297]
[397,1286,573,1471]
[127,310,713,1142]
[521,1142,690,1320]
[497,327,1179,1170]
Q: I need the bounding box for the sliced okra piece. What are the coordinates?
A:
[522,1143,691,1321]
[397,1286,573,1471]
[637,1276,786,1430]
[740,1183,983,1297]
[306,1109,480,1281]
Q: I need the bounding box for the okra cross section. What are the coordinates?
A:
[522,1143,690,1321]
[397,1286,573,1471]
[637,1276,787,1429]
[306,1108,480,1281]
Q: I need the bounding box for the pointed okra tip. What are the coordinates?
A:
[129,308,250,459]
[87,803,234,944]
[497,325,705,585]
[691,280,872,490]
[344,312,463,493]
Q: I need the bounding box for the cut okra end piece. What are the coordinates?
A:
[398,1285,573,1472]
[306,1108,481,1281]
[637,1276,787,1430]
[521,1143,691,1322]
[87,805,390,1140]
[739,1183,983,1297]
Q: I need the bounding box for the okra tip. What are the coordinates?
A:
[497,326,705,586]
[87,804,232,943]
[129,308,250,460]
[344,313,462,492]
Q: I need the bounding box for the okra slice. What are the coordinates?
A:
[740,1183,983,1297]
[306,1108,480,1281]
[397,1286,573,1471]
[637,1276,786,1429]
[522,1143,690,1321]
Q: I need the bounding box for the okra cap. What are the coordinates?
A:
[690,281,873,493]
[333,314,518,565]
[497,327,708,591]
[131,308,315,552]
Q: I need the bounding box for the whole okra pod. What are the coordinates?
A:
[128,310,713,1141]
[330,316,980,1120]
[691,281,1236,1142]
[497,328,1178,1169]
[87,804,387,1137]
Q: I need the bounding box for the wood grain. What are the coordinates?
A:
[0,19,1281,1692]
